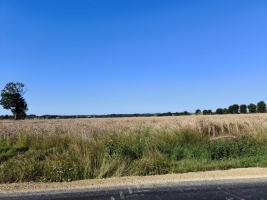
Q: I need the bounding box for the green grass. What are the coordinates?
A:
[1,128,267,183]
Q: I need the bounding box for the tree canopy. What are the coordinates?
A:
[228,105,233,114]
[223,108,228,114]
[195,109,201,115]
[257,101,266,113]
[232,104,239,114]
[240,104,247,114]
[216,108,223,114]
[248,103,257,113]
[0,82,28,120]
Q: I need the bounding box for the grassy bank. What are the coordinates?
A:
[1,126,267,183]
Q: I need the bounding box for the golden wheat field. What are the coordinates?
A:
[1,113,267,139]
[1,113,267,183]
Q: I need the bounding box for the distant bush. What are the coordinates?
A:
[183,111,190,115]
[195,109,201,115]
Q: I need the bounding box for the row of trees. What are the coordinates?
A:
[0,82,192,120]
[1,82,266,120]
[195,101,266,115]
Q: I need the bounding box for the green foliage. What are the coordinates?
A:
[240,104,247,114]
[257,101,266,113]
[228,105,239,114]
[223,108,228,114]
[47,166,73,182]
[203,110,207,115]
[6,136,12,147]
[216,108,223,114]
[0,82,28,120]
[178,130,208,145]
[232,104,239,114]
[0,134,29,165]
[17,129,30,148]
[183,111,190,115]
[155,112,173,116]
[195,109,201,115]
[248,103,257,113]
[207,110,212,115]
[228,106,233,114]
[104,139,125,159]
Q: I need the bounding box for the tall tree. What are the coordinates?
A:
[248,103,257,113]
[207,110,212,115]
[203,110,208,115]
[257,101,266,113]
[0,82,28,120]
[240,104,247,114]
[228,105,234,114]
[232,104,239,114]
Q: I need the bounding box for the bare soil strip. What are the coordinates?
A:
[1,167,267,194]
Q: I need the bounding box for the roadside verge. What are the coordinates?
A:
[1,167,267,194]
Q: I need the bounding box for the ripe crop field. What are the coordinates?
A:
[1,114,267,183]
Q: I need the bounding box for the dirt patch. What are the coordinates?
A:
[1,167,267,194]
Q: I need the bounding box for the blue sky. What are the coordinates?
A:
[0,0,267,115]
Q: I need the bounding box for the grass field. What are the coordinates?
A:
[1,114,267,183]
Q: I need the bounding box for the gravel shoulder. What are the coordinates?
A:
[1,167,267,194]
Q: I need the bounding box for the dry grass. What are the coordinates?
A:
[1,113,267,139]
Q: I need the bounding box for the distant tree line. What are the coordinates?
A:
[1,83,266,120]
[155,111,190,116]
[0,111,193,120]
[1,101,266,120]
[195,101,266,115]
[0,115,13,120]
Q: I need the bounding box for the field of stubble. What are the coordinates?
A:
[1,114,267,183]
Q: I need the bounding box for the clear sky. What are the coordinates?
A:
[0,0,267,115]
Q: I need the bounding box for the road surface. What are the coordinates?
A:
[1,177,267,199]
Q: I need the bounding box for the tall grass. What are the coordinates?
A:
[1,119,267,183]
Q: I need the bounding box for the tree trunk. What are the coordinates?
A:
[14,112,17,120]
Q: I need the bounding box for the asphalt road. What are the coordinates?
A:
[1,178,267,200]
